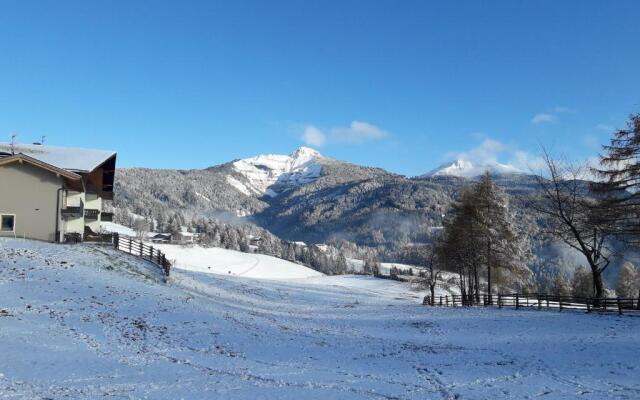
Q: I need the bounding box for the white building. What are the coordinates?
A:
[0,143,116,242]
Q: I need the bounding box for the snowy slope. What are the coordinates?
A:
[1,238,639,399]
[100,221,136,237]
[152,243,323,280]
[230,146,323,196]
[424,159,523,178]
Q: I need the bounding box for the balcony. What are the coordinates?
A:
[102,190,114,200]
[84,209,100,220]
[61,206,83,218]
[101,212,114,222]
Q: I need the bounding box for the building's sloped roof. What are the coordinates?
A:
[0,153,82,180]
[0,143,116,173]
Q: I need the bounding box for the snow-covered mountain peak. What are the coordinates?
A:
[291,146,322,163]
[229,148,324,197]
[424,159,523,179]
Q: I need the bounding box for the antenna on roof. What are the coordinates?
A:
[33,135,46,146]
[10,133,17,155]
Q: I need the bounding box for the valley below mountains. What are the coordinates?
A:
[111,147,632,286]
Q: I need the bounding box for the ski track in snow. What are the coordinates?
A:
[0,238,639,399]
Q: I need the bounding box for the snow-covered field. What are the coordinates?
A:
[1,238,639,399]
[100,221,136,237]
[152,243,324,280]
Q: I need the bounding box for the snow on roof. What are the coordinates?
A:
[0,143,116,173]
[100,222,135,237]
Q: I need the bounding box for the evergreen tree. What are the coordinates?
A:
[550,271,571,296]
[474,173,530,301]
[436,174,530,302]
[335,253,348,274]
[593,114,640,243]
[436,188,483,300]
[571,266,594,298]
[616,262,640,298]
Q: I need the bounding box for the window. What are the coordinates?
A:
[1,214,15,232]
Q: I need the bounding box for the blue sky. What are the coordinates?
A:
[0,1,638,176]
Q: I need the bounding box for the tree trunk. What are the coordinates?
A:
[430,284,436,305]
[592,267,604,299]
[467,269,474,304]
[487,239,492,304]
[473,264,480,304]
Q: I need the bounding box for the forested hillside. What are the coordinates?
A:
[110,143,640,292]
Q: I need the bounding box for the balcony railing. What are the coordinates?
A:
[84,209,100,219]
[61,206,83,218]
[101,212,114,222]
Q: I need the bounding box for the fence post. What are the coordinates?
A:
[559,297,563,312]
[446,296,450,307]
[587,298,591,313]
[515,293,519,310]
[538,294,542,311]
[498,294,502,308]
[439,296,443,306]
[617,298,623,315]
[149,245,153,260]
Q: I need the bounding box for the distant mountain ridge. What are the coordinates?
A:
[111,146,633,289]
[113,147,456,249]
[114,147,538,247]
[113,146,554,253]
[423,159,524,178]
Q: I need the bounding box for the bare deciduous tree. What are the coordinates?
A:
[412,243,442,305]
[529,150,614,300]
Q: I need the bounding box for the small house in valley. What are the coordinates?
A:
[148,233,172,243]
[249,236,263,247]
[0,142,116,242]
[175,230,197,244]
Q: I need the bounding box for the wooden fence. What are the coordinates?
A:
[423,293,640,315]
[113,233,171,276]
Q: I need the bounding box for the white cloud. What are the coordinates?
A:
[595,123,614,132]
[530,106,574,125]
[513,151,547,172]
[531,113,558,124]
[446,135,608,180]
[301,126,327,147]
[582,156,603,181]
[582,134,599,148]
[554,106,574,113]
[300,121,389,147]
[447,137,545,173]
[453,138,505,165]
